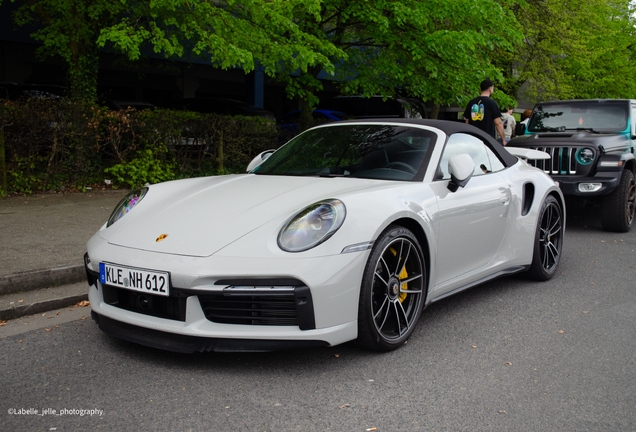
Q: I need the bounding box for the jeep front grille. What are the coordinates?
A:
[527,146,578,175]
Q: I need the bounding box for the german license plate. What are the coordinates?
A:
[99,262,170,296]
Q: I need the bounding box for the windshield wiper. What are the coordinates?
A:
[534,126,566,132]
[566,128,604,134]
[317,173,347,178]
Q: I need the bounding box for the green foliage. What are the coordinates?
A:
[5,154,43,195]
[4,0,636,113]
[105,145,176,189]
[98,0,341,75]
[497,0,636,104]
[268,0,522,123]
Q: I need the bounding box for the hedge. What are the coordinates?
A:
[0,98,281,195]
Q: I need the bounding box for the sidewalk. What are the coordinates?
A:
[0,190,129,321]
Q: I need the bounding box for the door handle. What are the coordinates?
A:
[499,196,510,205]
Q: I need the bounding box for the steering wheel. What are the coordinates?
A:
[385,161,417,174]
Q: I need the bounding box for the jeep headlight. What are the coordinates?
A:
[278,199,346,252]
[577,148,595,165]
[107,187,148,227]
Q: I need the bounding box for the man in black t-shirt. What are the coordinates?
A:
[463,79,507,145]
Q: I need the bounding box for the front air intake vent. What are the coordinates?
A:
[198,284,316,330]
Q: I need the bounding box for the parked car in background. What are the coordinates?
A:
[170,97,275,121]
[508,99,635,232]
[328,96,427,119]
[0,82,67,100]
[0,82,19,99]
[279,109,351,125]
[278,109,352,137]
[85,119,564,354]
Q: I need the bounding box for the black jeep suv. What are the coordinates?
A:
[509,99,636,232]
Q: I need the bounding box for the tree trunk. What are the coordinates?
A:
[69,40,99,102]
[298,98,313,132]
[43,133,59,188]
[430,103,440,120]
[217,131,224,171]
[297,66,323,132]
[0,127,6,197]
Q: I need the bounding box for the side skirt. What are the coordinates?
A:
[427,266,529,304]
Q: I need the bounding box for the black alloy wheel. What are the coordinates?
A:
[357,226,426,351]
[527,195,563,281]
[601,169,635,233]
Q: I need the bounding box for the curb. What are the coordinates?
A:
[0,265,85,296]
[0,293,88,321]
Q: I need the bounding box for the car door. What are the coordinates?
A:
[430,133,512,292]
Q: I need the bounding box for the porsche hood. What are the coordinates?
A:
[104,174,372,257]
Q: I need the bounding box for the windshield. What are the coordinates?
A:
[253,124,437,181]
[528,101,628,132]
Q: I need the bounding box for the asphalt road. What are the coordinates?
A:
[1,206,634,432]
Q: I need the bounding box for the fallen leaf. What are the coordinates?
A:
[366,428,377,432]
[558,330,564,334]
[18,299,24,303]
[590,282,596,285]
[505,362,512,365]
[56,312,60,315]
[339,404,350,409]
[583,311,589,314]
[42,313,46,316]
[472,346,477,348]
[55,326,59,328]
[18,340,22,343]
[499,410,507,414]
[45,328,51,332]
[75,300,90,307]
[0,320,5,326]
[81,316,86,320]
[47,316,53,319]
[332,354,340,358]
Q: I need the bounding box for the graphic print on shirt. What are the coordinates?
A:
[471,100,485,121]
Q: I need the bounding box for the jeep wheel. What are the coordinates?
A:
[601,169,635,233]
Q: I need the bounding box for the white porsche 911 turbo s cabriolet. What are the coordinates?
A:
[85,119,565,353]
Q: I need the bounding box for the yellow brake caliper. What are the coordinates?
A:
[389,247,408,302]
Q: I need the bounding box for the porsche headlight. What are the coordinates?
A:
[107,187,148,227]
[278,199,346,252]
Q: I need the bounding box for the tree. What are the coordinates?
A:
[496,0,636,105]
[5,0,128,101]
[273,0,521,122]
[3,0,345,102]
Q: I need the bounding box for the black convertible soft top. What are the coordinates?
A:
[339,118,519,168]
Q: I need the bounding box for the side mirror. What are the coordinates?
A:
[246,150,275,172]
[514,123,526,136]
[447,153,474,192]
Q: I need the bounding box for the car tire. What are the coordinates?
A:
[356,225,426,351]
[526,195,564,281]
[601,169,635,233]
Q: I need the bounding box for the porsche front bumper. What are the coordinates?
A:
[85,239,367,352]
